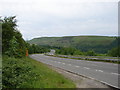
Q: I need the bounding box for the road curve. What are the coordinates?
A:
[30,54,119,89]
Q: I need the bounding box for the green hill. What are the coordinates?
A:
[28,36,117,54]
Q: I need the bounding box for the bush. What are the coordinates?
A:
[28,44,50,54]
[55,47,77,55]
[85,50,96,56]
[2,56,40,88]
[108,46,120,57]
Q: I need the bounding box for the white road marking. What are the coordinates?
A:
[84,67,90,69]
[98,70,103,72]
[75,66,80,68]
[96,70,98,71]
[111,73,120,75]
[62,63,65,65]
[57,62,61,63]
[68,64,71,66]
[95,69,103,72]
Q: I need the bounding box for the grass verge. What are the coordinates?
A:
[2,56,75,88]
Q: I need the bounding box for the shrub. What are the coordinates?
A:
[108,46,120,57]
[73,50,83,55]
[2,56,39,88]
[85,50,96,56]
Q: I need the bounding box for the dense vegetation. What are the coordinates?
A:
[27,44,50,54]
[2,16,26,58]
[2,56,75,88]
[108,46,120,57]
[56,47,97,56]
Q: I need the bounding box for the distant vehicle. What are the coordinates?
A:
[46,49,55,55]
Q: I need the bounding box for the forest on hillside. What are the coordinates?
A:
[28,36,120,57]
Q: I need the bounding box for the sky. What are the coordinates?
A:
[0,0,119,40]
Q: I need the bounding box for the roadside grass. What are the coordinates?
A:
[2,56,76,88]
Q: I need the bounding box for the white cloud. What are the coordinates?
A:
[0,0,118,40]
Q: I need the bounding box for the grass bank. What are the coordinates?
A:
[2,56,75,88]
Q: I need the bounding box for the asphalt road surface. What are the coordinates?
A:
[30,54,119,89]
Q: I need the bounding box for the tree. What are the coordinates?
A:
[108,46,120,57]
[2,16,26,57]
[5,36,19,57]
[28,44,50,54]
[73,50,83,55]
[86,50,96,56]
[55,47,77,55]
[2,16,17,53]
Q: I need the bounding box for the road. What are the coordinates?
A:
[30,54,119,89]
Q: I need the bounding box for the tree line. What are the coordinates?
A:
[56,47,96,56]
[55,46,120,57]
[27,44,50,54]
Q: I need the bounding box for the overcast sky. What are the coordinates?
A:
[0,0,119,40]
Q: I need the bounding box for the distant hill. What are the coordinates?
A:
[28,36,117,53]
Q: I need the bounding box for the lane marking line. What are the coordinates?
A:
[96,70,98,71]
[98,70,103,72]
[95,69,103,72]
[75,66,80,68]
[84,67,90,69]
[111,73,120,75]
[68,64,71,66]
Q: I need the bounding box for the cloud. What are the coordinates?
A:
[0,0,118,40]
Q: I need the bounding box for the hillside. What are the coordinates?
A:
[28,36,117,54]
